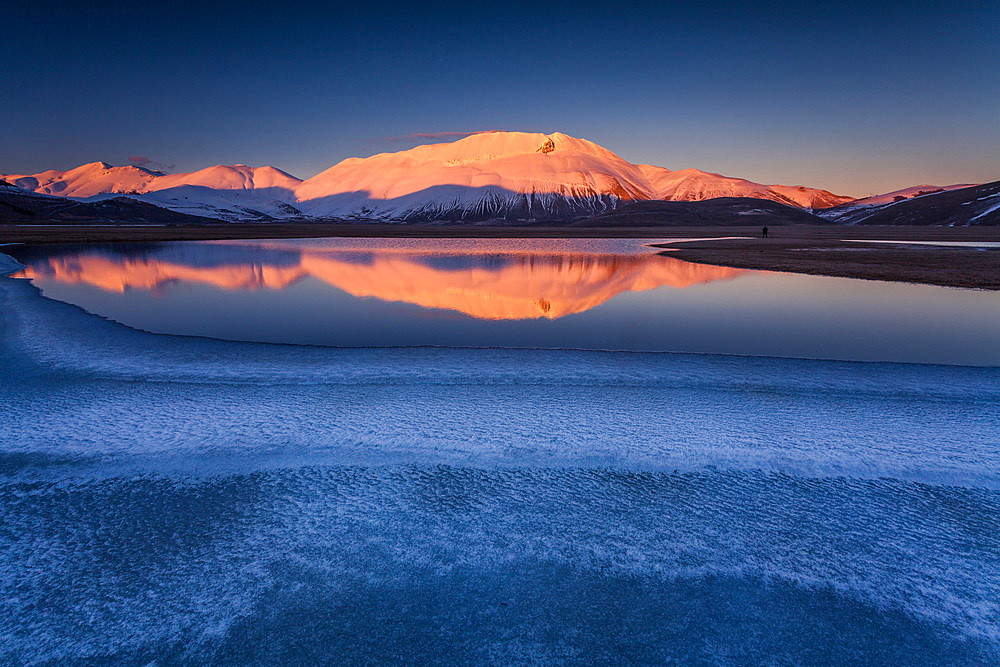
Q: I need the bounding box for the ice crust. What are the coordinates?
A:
[2,253,999,663]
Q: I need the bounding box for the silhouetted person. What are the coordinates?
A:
[762,226,769,238]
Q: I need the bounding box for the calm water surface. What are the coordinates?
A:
[8,237,1000,365]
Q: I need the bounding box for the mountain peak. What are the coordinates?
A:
[294,130,654,209]
[77,161,113,171]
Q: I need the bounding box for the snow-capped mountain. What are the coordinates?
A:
[637,165,851,209]
[291,132,852,220]
[2,162,303,221]
[293,132,656,220]
[2,161,302,197]
[3,131,853,222]
[151,164,301,192]
[3,162,162,198]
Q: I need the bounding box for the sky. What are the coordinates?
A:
[2,0,998,197]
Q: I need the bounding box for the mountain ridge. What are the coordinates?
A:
[3,132,995,225]
[818,181,1000,226]
[2,131,853,222]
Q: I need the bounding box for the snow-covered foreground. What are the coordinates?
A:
[2,253,999,664]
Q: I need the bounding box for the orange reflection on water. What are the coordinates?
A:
[16,256,307,293]
[15,245,746,320]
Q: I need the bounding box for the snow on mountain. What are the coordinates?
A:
[132,165,303,221]
[766,184,855,209]
[293,132,654,220]
[150,164,301,193]
[293,132,853,220]
[1,162,302,197]
[124,187,304,222]
[818,181,999,226]
[817,183,983,224]
[2,132,853,222]
[834,183,978,209]
[2,162,162,197]
[637,165,852,209]
[1,163,304,221]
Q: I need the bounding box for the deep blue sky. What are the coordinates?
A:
[3,1,998,196]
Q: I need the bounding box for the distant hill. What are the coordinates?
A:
[0,184,216,224]
[819,181,1000,226]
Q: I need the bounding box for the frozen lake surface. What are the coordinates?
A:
[2,245,1000,663]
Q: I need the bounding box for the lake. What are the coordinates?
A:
[2,240,999,664]
[8,237,1000,365]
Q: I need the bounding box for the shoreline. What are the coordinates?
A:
[0,222,747,244]
[658,232,1000,291]
[0,248,991,368]
[3,222,1000,290]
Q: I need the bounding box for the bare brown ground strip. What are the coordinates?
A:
[656,227,1000,290]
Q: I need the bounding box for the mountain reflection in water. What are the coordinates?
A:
[14,240,745,320]
[12,238,1000,364]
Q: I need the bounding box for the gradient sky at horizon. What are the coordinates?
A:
[2,0,998,197]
